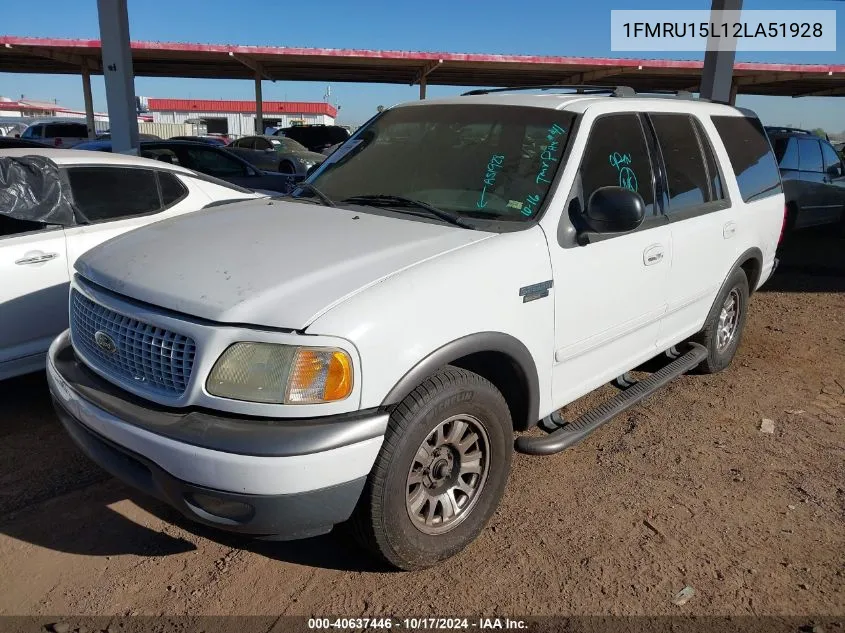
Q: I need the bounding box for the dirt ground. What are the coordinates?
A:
[0,228,842,623]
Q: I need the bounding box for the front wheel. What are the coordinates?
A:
[691,268,750,374]
[351,366,513,570]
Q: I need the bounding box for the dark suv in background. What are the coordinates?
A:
[766,126,845,232]
[274,124,349,154]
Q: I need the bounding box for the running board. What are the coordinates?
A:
[515,343,708,456]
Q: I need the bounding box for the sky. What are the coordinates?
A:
[1,0,844,129]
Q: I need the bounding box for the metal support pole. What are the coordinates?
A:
[81,66,96,138]
[729,81,738,105]
[97,0,138,153]
[419,76,427,100]
[255,72,264,134]
[699,0,743,103]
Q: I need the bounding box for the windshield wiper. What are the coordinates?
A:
[292,182,336,207]
[342,194,473,228]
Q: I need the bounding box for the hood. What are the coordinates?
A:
[75,199,493,330]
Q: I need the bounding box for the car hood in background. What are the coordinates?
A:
[75,199,493,330]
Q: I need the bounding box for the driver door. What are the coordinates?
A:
[548,112,672,406]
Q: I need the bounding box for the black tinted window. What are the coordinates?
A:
[798,139,823,172]
[45,123,87,137]
[579,114,655,214]
[650,114,708,212]
[159,171,188,206]
[711,116,782,203]
[820,141,841,171]
[22,125,42,138]
[67,167,161,223]
[773,137,799,170]
[693,118,724,200]
[180,148,247,178]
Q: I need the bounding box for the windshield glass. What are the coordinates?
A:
[309,105,575,221]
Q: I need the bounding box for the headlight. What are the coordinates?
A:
[206,342,353,404]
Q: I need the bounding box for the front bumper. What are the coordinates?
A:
[47,331,387,539]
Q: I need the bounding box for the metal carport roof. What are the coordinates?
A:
[2,36,845,97]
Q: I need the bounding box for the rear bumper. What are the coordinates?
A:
[47,331,385,539]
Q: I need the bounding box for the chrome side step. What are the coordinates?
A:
[515,343,709,456]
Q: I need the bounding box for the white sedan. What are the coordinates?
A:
[0,148,263,380]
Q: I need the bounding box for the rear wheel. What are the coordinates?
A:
[692,268,749,374]
[351,366,513,570]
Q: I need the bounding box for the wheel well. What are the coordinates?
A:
[449,351,531,431]
[740,257,761,293]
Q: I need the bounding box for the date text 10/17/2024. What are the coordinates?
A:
[307,617,529,630]
[622,21,823,39]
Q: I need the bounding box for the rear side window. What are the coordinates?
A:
[711,116,782,203]
[45,123,87,137]
[798,138,823,173]
[579,114,655,215]
[159,171,188,207]
[773,137,799,170]
[67,167,161,223]
[650,114,709,212]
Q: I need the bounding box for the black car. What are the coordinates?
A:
[274,124,350,154]
[72,139,295,194]
[0,137,49,149]
[169,135,228,146]
[767,127,845,231]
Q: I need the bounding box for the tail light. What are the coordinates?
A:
[778,204,788,244]
[54,137,63,147]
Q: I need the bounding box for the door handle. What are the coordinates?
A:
[643,245,664,266]
[15,251,59,265]
[723,221,737,239]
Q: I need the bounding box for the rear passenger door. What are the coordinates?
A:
[647,113,735,347]
[550,113,671,405]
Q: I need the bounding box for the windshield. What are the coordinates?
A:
[308,105,575,221]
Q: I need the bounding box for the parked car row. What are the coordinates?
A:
[0,147,265,380]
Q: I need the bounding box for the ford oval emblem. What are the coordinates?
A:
[94,331,117,354]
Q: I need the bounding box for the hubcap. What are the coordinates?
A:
[405,414,490,535]
[716,289,740,352]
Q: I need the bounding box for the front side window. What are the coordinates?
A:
[578,113,655,215]
[179,148,248,178]
[310,105,576,221]
[67,167,161,223]
[798,139,824,173]
[45,124,87,138]
[711,115,782,203]
[650,114,709,213]
[820,141,841,172]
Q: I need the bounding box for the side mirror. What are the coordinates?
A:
[827,164,842,178]
[306,163,320,177]
[583,186,646,234]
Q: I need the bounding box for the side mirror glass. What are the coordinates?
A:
[827,164,842,178]
[583,186,646,235]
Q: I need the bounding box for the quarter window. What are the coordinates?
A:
[650,114,709,212]
[797,139,823,173]
[711,115,782,203]
[159,172,188,207]
[67,167,161,223]
[579,114,655,215]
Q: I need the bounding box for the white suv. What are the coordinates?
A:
[46,88,785,569]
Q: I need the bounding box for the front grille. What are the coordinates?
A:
[70,289,196,398]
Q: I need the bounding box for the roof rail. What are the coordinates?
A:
[763,125,820,137]
[461,85,635,97]
[460,85,708,100]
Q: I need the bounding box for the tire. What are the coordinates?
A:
[351,366,513,570]
[691,267,750,374]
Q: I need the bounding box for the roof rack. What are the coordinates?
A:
[461,85,635,97]
[461,85,703,100]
